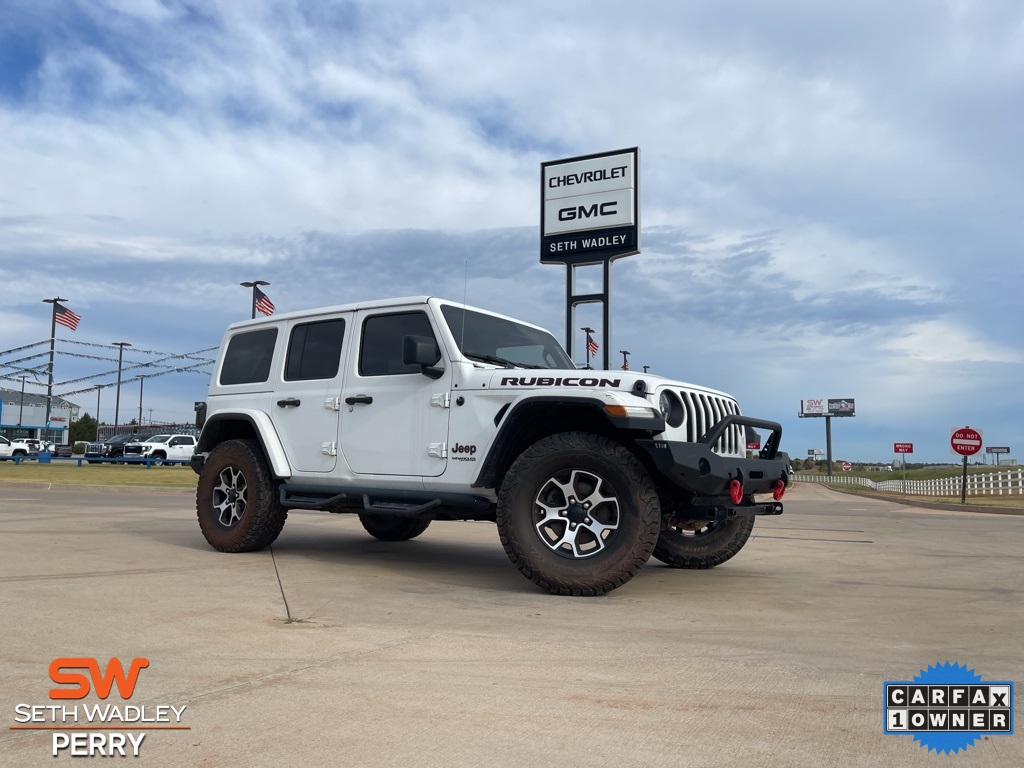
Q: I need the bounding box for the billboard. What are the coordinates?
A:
[800,398,856,417]
[541,148,639,265]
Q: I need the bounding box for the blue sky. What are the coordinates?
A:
[1,0,1021,463]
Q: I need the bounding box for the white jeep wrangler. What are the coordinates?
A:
[191,296,790,595]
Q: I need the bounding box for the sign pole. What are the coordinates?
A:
[961,455,968,505]
[902,454,906,495]
[825,415,833,477]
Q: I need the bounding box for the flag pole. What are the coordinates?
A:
[41,297,66,441]
[240,280,269,319]
[581,326,594,369]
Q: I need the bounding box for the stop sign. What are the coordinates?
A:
[842,461,852,471]
[951,427,983,456]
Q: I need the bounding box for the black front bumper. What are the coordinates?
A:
[636,414,790,519]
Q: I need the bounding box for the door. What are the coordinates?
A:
[340,309,450,477]
[271,316,348,473]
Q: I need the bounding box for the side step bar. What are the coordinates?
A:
[279,485,492,517]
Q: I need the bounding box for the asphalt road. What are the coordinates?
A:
[1,482,1020,766]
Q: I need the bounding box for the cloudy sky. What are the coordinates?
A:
[1,0,1021,463]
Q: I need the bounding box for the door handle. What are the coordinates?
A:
[345,395,373,405]
[276,398,301,407]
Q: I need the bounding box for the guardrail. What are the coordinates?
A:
[795,470,1024,496]
[3,455,190,469]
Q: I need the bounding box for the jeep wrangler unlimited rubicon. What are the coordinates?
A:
[191,296,790,595]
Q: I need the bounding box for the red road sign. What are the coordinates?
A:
[950,427,982,456]
[842,461,852,471]
[894,442,914,454]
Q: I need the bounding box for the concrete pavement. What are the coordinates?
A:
[1,482,1021,766]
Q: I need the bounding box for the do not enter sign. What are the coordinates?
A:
[950,427,983,456]
[842,461,852,471]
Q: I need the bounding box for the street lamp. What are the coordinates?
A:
[95,385,102,440]
[112,342,132,429]
[240,280,269,320]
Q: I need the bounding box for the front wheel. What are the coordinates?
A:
[651,516,754,569]
[359,514,431,541]
[196,439,286,552]
[496,433,660,596]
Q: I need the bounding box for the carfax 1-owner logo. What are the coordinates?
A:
[9,657,189,757]
[884,662,1014,755]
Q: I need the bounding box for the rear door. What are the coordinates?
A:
[270,315,348,473]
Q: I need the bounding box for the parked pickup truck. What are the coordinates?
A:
[123,434,198,465]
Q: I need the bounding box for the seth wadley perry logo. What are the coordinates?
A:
[10,657,189,758]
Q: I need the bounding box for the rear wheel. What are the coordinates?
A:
[196,439,286,552]
[359,515,431,541]
[496,433,660,596]
[651,516,754,569]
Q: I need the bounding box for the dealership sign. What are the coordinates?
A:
[541,148,639,265]
[800,398,856,417]
[0,401,71,430]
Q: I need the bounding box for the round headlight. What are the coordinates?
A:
[658,390,684,428]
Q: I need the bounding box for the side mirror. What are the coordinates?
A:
[403,335,443,379]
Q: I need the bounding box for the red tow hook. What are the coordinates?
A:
[729,478,744,505]
[772,480,786,501]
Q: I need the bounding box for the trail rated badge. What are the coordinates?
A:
[884,662,1014,755]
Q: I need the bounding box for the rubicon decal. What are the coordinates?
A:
[9,657,189,758]
[499,376,621,387]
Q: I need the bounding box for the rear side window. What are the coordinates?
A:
[286,318,346,381]
[219,328,278,385]
[359,312,436,376]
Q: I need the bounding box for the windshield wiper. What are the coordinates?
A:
[463,352,542,369]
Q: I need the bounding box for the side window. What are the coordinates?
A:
[219,328,278,385]
[359,312,436,376]
[286,318,346,381]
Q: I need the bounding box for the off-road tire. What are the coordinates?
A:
[196,439,286,552]
[496,432,660,596]
[359,514,431,542]
[652,515,754,569]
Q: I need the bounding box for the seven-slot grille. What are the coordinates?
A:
[673,390,743,455]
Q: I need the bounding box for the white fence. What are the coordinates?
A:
[795,469,1024,496]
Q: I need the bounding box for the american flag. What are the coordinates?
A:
[54,304,81,331]
[254,287,275,316]
[586,336,598,357]
[621,360,629,371]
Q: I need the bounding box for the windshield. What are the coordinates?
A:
[147,435,171,444]
[440,305,574,370]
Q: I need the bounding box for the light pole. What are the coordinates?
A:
[18,375,26,428]
[137,375,146,428]
[112,342,131,430]
[95,385,102,440]
[240,280,269,319]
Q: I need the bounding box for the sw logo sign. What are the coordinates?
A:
[48,657,150,700]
